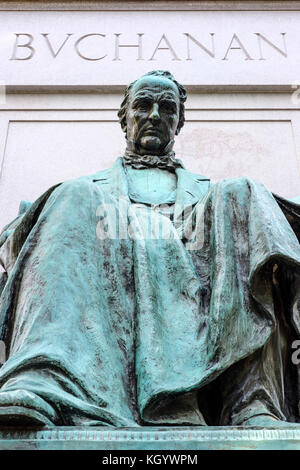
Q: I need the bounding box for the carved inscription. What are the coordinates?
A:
[9,32,287,61]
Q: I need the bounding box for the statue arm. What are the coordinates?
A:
[0,183,61,298]
[0,201,33,297]
[0,184,61,348]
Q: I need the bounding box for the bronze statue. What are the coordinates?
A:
[0,71,299,427]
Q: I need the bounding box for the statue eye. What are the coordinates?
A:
[160,101,176,113]
[134,99,151,111]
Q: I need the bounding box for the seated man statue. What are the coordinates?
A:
[0,70,299,427]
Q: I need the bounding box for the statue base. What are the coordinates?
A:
[0,426,300,450]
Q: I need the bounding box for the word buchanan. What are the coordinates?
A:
[10,32,287,61]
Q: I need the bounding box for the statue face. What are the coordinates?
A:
[126,75,180,155]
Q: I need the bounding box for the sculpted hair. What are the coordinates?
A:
[118,70,187,136]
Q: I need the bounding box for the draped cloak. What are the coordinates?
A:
[0,157,300,426]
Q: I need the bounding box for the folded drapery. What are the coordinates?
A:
[0,158,299,425]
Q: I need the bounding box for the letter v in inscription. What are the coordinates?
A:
[41,33,73,58]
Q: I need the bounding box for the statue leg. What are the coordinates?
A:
[219,323,288,426]
[218,258,300,427]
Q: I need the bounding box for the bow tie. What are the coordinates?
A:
[123,151,184,172]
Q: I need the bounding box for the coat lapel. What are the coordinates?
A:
[174,167,211,223]
[92,157,129,202]
[92,158,211,215]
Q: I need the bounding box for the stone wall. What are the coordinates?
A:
[0,1,300,229]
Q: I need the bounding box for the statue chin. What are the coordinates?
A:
[139,136,165,155]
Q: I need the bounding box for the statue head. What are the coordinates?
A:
[118,70,187,156]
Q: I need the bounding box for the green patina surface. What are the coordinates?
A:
[0,71,299,432]
[0,158,300,426]
[0,426,300,450]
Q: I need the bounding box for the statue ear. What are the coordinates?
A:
[117,103,127,134]
[120,119,127,134]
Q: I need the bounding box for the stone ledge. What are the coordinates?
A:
[0,425,300,450]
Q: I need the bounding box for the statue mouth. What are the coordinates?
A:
[143,128,161,136]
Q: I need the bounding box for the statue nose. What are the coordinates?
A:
[148,103,160,123]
